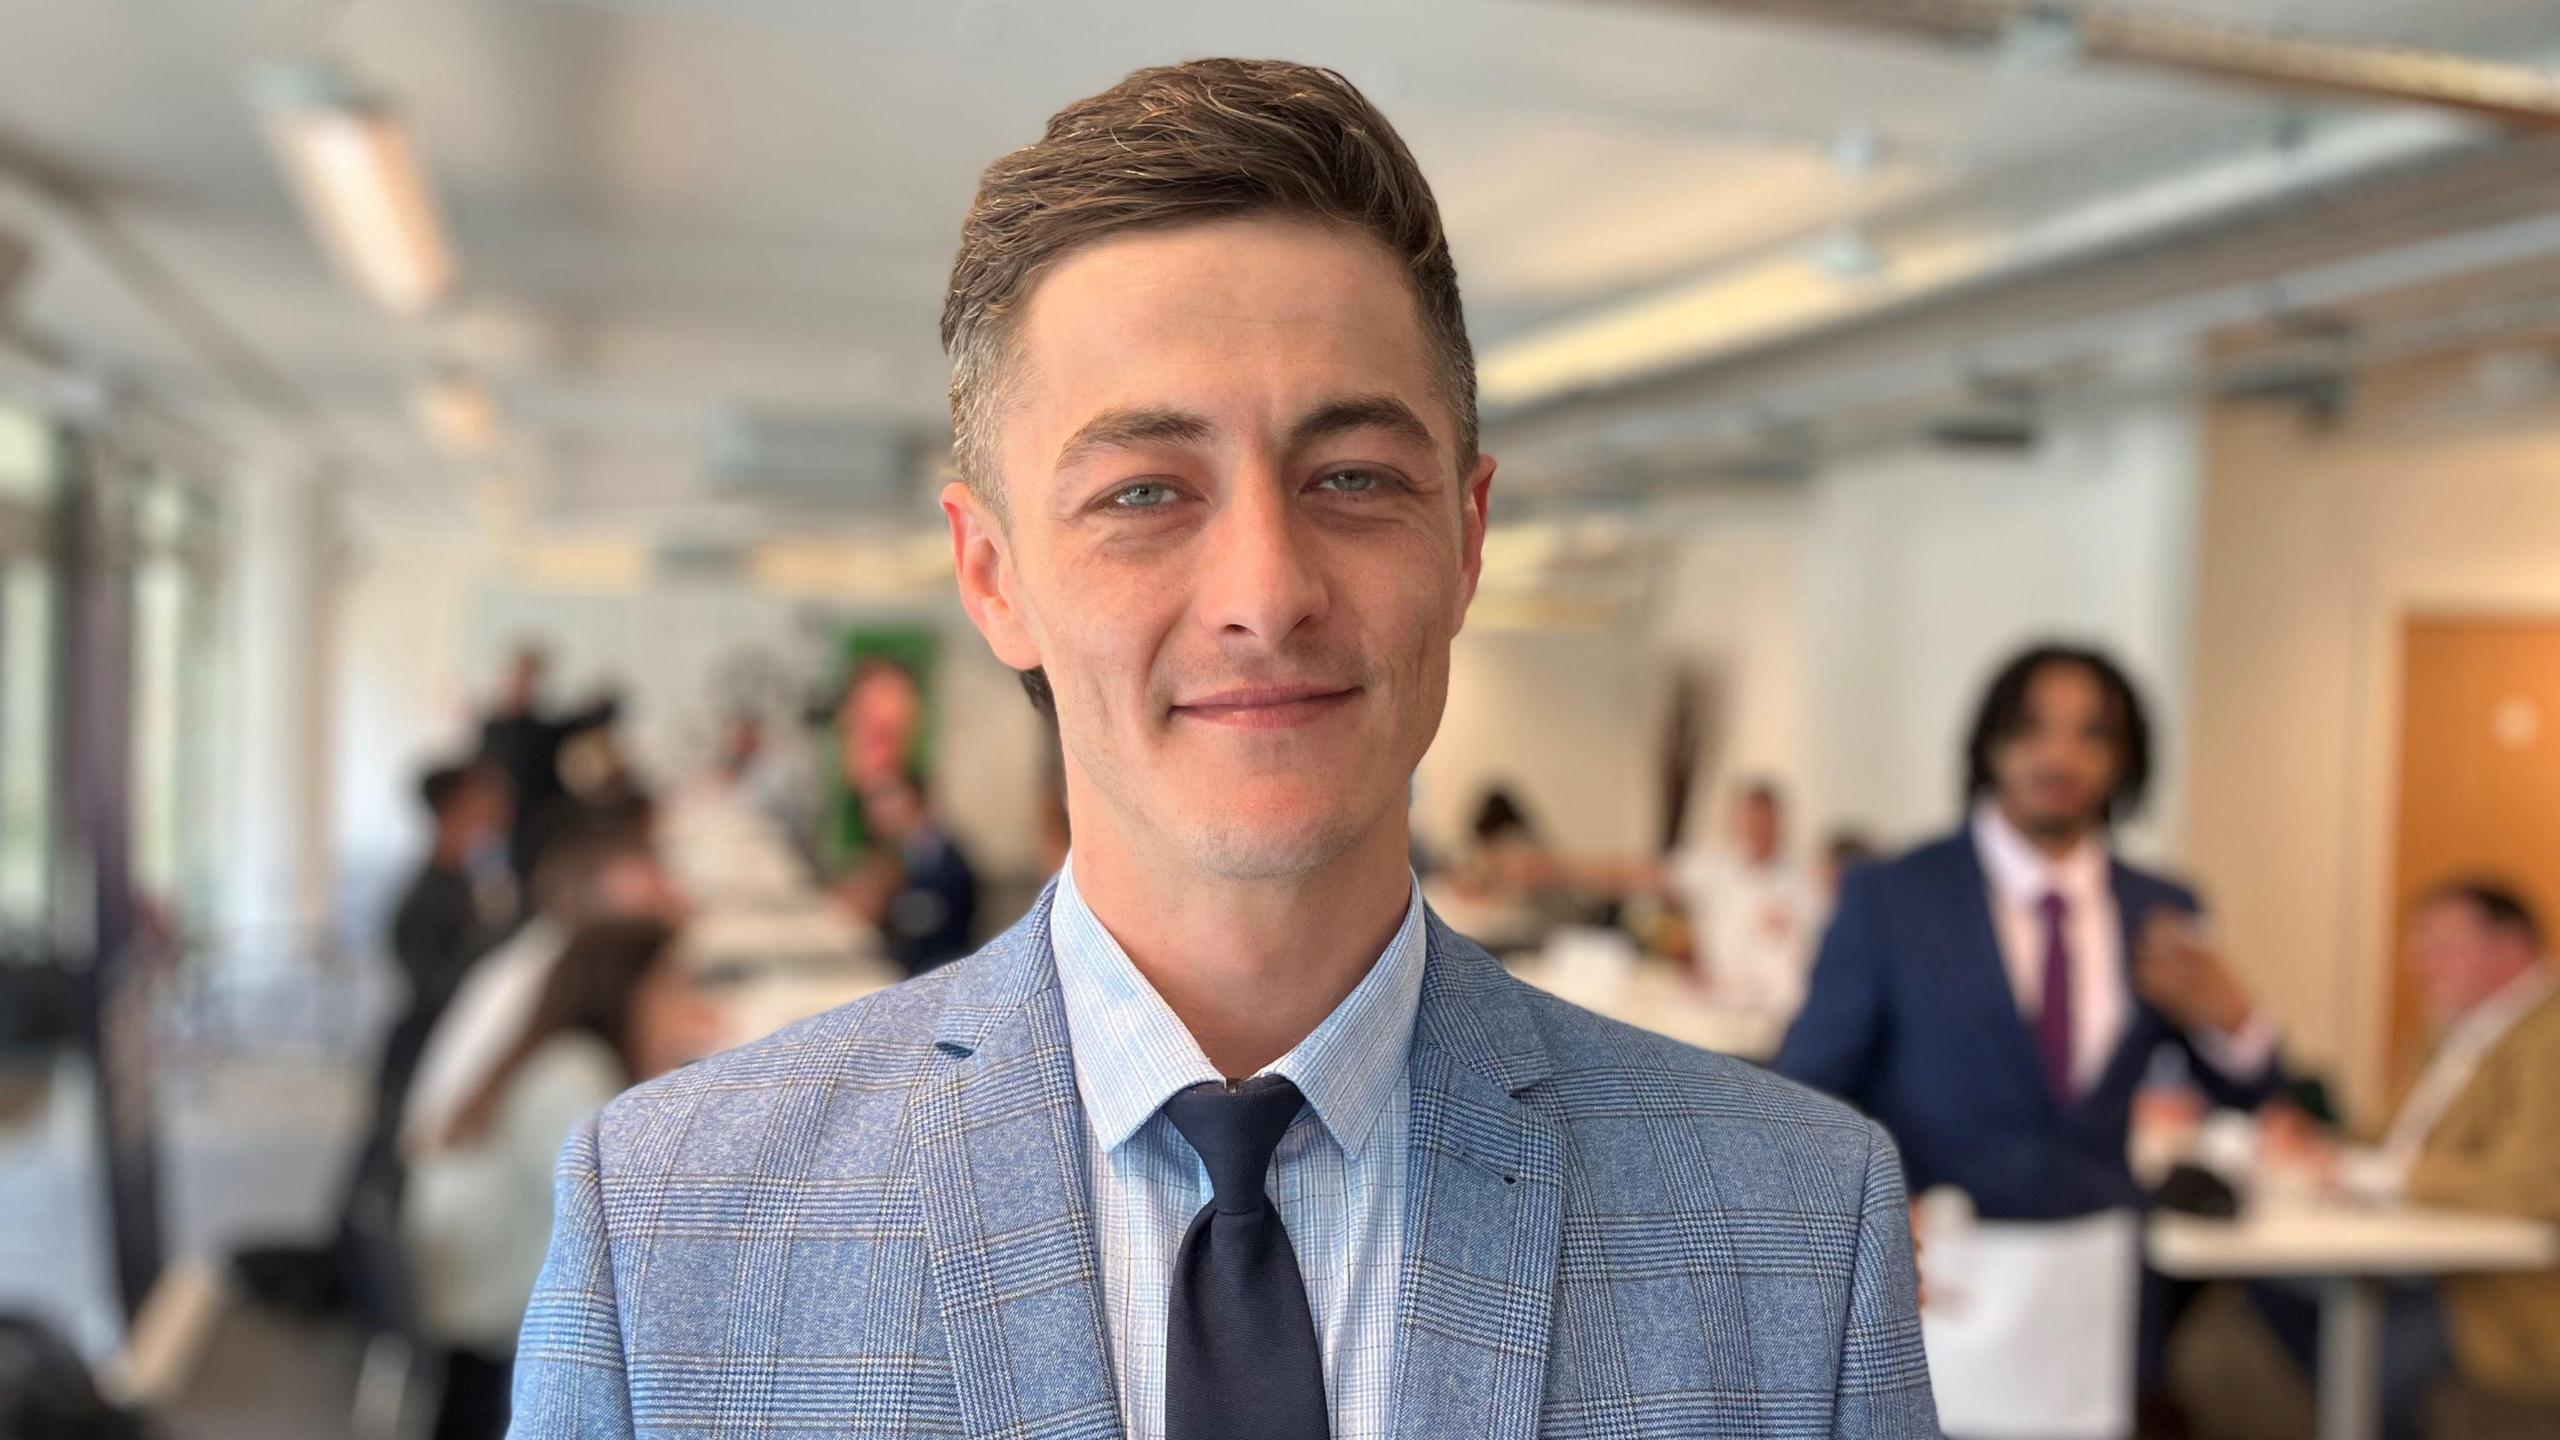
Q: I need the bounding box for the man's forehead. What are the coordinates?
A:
[1012,223,1439,407]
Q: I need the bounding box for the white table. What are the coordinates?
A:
[708,961,902,1049]
[2149,1200,2560,1440]
[688,902,881,972]
[1505,953,1789,1061]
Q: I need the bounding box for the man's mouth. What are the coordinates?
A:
[1171,684,1361,730]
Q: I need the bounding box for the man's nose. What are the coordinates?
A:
[1197,480,1327,644]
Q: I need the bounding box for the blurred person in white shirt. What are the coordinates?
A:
[400,818,686,1155]
[1668,779,1824,1016]
[404,917,721,1440]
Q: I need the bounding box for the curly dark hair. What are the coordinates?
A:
[1962,643,2154,824]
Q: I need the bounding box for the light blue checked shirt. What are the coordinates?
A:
[1050,859,1425,1440]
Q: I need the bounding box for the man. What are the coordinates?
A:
[1775,644,2280,1413]
[845,770,980,978]
[401,819,683,1152]
[388,762,517,1044]
[1669,779,1824,1016]
[822,660,928,865]
[344,762,514,1220]
[478,645,619,886]
[2267,881,2560,1424]
[513,61,1931,1440]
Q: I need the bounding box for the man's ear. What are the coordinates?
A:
[942,480,1045,672]
[1453,451,1496,629]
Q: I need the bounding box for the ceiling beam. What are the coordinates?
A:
[1640,0,2560,130]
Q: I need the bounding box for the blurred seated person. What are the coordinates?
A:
[826,660,928,871]
[2260,879,2560,1424]
[404,918,720,1440]
[1455,785,1556,896]
[840,771,979,978]
[514,721,654,880]
[400,819,685,1152]
[1439,784,1669,946]
[1666,779,1823,1015]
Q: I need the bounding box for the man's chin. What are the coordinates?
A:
[1175,789,1383,882]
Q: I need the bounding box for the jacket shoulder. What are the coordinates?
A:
[1514,980,1893,1210]
[589,956,974,1180]
[2113,854,2202,914]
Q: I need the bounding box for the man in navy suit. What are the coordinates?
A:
[1777,644,2283,1407]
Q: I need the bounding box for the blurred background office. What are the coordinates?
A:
[1,2,2558,1437]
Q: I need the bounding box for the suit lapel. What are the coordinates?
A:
[1392,915,1567,1440]
[913,888,1124,1440]
[1938,836,2065,1119]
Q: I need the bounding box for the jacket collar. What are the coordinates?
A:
[917,885,1567,1440]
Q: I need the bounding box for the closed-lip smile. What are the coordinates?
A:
[1172,684,1360,729]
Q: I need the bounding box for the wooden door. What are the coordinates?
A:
[2388,616,2560,1096]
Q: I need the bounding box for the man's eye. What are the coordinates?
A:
[1109,482,1179,509]
[1314,469,1382,495]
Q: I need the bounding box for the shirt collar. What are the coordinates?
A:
[1049,855,1427,1162]
[1971,800,2110,906]
[2450,963,2560,1050]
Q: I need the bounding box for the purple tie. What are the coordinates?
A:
[2035,891,2074,1102]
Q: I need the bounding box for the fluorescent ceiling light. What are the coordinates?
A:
[262,68,455,317]
[513,539,647,593]
[414,373,500,456]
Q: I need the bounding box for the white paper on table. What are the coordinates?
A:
[1918,1202,2140,1440]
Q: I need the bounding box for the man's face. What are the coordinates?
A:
[2407,899,2530,1029]
[505,652,545,712]
[945,216,1493,881]
[841,668,923,791]
[1988,663,2122,841]
[461,773,512,843]
[1737,794,1782,865]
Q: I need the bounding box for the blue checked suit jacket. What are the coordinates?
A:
[511,886,1937,1438]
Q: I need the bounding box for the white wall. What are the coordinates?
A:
[218,456,337,958]
[1648,494,1814,854]
[1415,622,1653,860]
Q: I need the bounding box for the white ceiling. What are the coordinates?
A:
[0,0,2553,530]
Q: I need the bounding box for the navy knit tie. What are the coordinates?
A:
[1160,1074,1329,1440]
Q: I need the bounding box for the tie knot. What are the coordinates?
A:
[2037,891,2069,925]
[1162,1074,1305,1214]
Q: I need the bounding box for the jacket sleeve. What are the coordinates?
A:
[2152,890,2288,1113]
[1830,1120,1940,1438]
[508,1118,637,1440]
[1776,868,1890,1107]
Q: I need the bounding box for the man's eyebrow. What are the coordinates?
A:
[1288,394,1435,451]
[1054,406,1215,470]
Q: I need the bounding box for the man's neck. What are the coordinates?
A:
[1066,811,1413,1080]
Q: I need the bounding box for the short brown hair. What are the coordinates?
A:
[941,58,1477,501]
